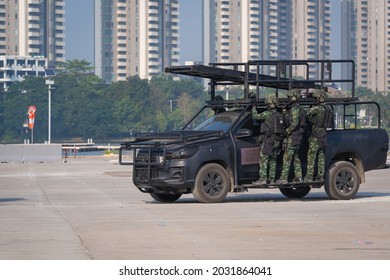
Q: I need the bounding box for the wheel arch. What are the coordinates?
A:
[330,152,365,184]
[195,160,235,192]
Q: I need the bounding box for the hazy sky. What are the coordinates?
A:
[65,0,340,65]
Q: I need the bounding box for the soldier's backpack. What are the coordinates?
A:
[284,105,308,132]
[271,110,285,134]
[322,105,334,129]
[311,105,334,129]
[299,106,309,129]
[260,110,285,135]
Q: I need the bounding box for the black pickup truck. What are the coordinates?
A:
[119,60,389,203]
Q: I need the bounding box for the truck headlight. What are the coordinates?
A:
[157,154,165,164]
[166,146,199,159]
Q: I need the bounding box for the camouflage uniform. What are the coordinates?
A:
[252,96,284,184]
[279,91,305,183]
[306,90,333,181]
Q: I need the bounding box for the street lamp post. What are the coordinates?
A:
[225,85,229,100]
[46,79,54,144]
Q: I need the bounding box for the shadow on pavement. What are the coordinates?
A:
[144,191,390,204]
[0,198,26,203]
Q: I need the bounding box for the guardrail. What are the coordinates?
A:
[0,144,62,163]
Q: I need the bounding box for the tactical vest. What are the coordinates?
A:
[260,110,285,135]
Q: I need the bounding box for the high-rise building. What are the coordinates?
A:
[341,0,390,92]
[202,0,331,79]
[94,0,180,82]
[0,0,65,68]
[203,0,292,65]
[263,0,292,61]
[291,0,331,78]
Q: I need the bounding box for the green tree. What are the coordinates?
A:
[355,86,390,131]
[149,74,205,131]
[2,77,47,143]
[56,59,94,75]
[52,70,110,140]
[0,69,207,142]
[111,76,151,134]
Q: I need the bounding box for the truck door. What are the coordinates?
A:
[233,115,260,183]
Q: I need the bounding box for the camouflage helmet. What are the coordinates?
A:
[287,89,301,100]
[313,90,327,102]
[265,95,279,107]
[215,95,224,101]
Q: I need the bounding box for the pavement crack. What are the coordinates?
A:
[37,182,93,260]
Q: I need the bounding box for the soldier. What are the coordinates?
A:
[276,89,307,184]
[212,95,226,114]
[305,89,334,182]
[252,95,285,185]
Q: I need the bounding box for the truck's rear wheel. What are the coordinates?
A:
[279,186,311,198]
[150,193,182,203]
[193,163,230,203]
[325,161,360,200]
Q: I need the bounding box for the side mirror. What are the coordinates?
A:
[236,128,253,138]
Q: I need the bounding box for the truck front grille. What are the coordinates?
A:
[134,150,163,183]
[136,152,158,164]
[135,167,160,183]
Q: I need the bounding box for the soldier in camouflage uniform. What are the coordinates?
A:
[276,89,306,184]
[252,96,285,185]
[305,90,333,182]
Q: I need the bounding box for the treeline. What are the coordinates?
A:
[1,60,390,144]
[355,86,390,130]
[0,61,205,143]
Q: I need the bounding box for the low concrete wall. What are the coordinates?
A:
[0,144,62,163]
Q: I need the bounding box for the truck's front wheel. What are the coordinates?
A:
[193,163,230,203]
[326,161,360,200]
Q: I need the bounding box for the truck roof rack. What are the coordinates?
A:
[166,59,356,102]
[166,64,320,90]
[165,64,246,83]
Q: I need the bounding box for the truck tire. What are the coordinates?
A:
[150,193,182,203]
[279,186,311,198]
[325,161,360,200]
[193,163,230,203]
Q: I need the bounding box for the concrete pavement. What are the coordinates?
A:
[1,156,390,260]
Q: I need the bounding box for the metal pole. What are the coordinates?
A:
[46,80,54,144]
[225,86,229,100]
[169,99,173,112]
[48,84,51,144]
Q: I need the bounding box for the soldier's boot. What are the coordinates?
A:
[314,175,324,182]
[292,177,303,183]
[277,172,289,184]
[303,175,313,183]
[279,170,289,183]
[274,178,288,184]
[252,179,268,185]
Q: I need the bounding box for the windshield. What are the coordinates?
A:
[183,107,243,133]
